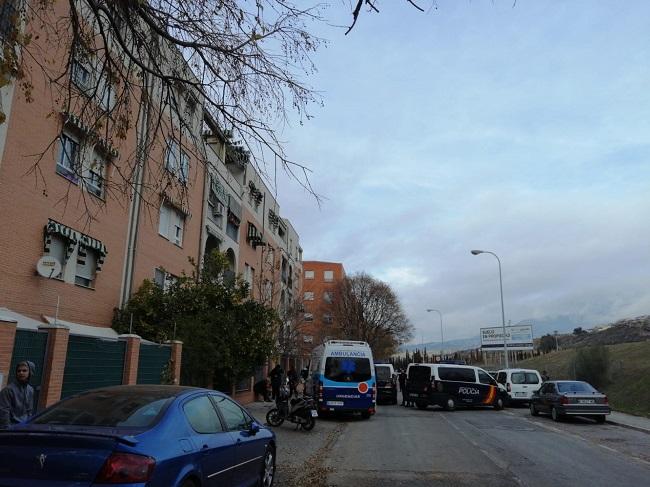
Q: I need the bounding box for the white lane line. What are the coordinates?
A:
[440,414,526,487]
[510,411,650,467]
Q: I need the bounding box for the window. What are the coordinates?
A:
[304,270,314,280]
[226,219,239,242]
[303,335,313,343]
[75,247,97,288]
[0,1,18,43]
[84,151,106,197]
[154,268,176,291]
[511,372,541,385]
[438,367,477,383]
[45,234,67,279]
[478,370,495,385]
[323,313,333,324]
[244,263,255,289]
[303,291,314,301]
[165,140,190,183]
[56,133,80,183]
[304,313,313,322]
[323,270,334,282]
[71,61,91,92]
[557,382,596,394]
[325,357,372,383]
[212,395,251,431]
[496,372,507,385]
[408,366,432,383]
[33,389,173,428]
[99,78,115,112]
[323,291,333,304]
[183,396,224,434]
[159,203,185,246]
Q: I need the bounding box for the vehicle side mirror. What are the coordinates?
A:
[248,421,260,436]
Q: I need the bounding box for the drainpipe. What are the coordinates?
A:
[119,69,152,307]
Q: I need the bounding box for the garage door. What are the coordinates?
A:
[137,343,172,384]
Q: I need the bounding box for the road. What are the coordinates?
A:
[250,394,650,487]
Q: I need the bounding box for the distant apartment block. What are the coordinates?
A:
[301,261,346,350]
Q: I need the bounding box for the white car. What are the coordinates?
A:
[495,368,542,404]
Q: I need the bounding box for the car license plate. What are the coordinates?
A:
[579,399,595,404]
[515,392,526,397]
[311,410,318,417]
[326,401,344,406]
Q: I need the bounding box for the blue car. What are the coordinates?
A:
[0,385,276,486]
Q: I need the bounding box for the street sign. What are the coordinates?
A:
[480,324,534,351]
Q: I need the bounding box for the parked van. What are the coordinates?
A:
[307,340,376,418]
[406,363,506,411]
[375,363,397,405]
[495,368,542,404]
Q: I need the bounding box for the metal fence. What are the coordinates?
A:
[61,335,125,398]
[137,343,172,384]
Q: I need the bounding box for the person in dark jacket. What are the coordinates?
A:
[253,378,272,402]
[269,364,284,401]
[287,366,298,397]
[0,361,36,429]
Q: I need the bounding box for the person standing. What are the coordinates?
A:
[0,361,36,429]
[287,366,298,397]
[398,369,407,406]
[269,364,284,401]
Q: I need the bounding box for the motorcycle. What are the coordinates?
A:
[266,385,317,431]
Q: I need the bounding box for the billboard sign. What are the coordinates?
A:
[480,325,534,351]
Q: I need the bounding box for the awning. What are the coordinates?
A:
[0,307,119,339]
[44,219,108,270]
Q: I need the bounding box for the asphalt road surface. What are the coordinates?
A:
[256,394,650,487]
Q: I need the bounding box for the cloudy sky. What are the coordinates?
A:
[272,0,650,344]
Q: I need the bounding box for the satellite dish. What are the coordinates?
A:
[37,256,62,278]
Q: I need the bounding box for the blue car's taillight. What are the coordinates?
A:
[94,452,155,484]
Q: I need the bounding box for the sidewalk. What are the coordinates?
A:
[608,411,650,434]
[244,399,276,421]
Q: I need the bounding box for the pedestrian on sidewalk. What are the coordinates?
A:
[269,364,284,401]
[541,370,550,382]
[0,361,36,429]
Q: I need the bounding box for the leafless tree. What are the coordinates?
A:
[333,272,413,357]
[1,1,428,223]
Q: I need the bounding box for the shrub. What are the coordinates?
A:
[572,345,610,388]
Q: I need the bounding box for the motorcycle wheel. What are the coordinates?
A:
[301,414,316,431]
[266,408,284,427]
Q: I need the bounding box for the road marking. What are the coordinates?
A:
[440,414,525,486]
[509,410,650,467]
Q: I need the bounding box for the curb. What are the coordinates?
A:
[606,418,650,435]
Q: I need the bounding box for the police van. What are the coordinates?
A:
[307,340,376,418]
[406,363,506,411]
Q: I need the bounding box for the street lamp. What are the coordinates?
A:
[425,309,444,357]
[471,249,509,369]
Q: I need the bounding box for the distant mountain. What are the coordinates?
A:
[399,337,480,354]
[400,315,589,354]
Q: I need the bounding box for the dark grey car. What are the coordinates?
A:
[530,380,610,423]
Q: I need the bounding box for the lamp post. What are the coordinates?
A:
[425,309,444,358]
[471,249,509,369]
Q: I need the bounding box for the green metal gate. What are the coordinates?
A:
[10,330,48,409]
[61,336,125,398]
[137,343,172,384]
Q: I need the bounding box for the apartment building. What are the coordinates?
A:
[301,261,346,352]
[0,2,305,404]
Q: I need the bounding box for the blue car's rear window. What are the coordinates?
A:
[33,391,174,428]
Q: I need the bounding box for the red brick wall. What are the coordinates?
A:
[38,325,70,408]
[302,261,346,348]
[0,319,17,387]
[119,335,141,385]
